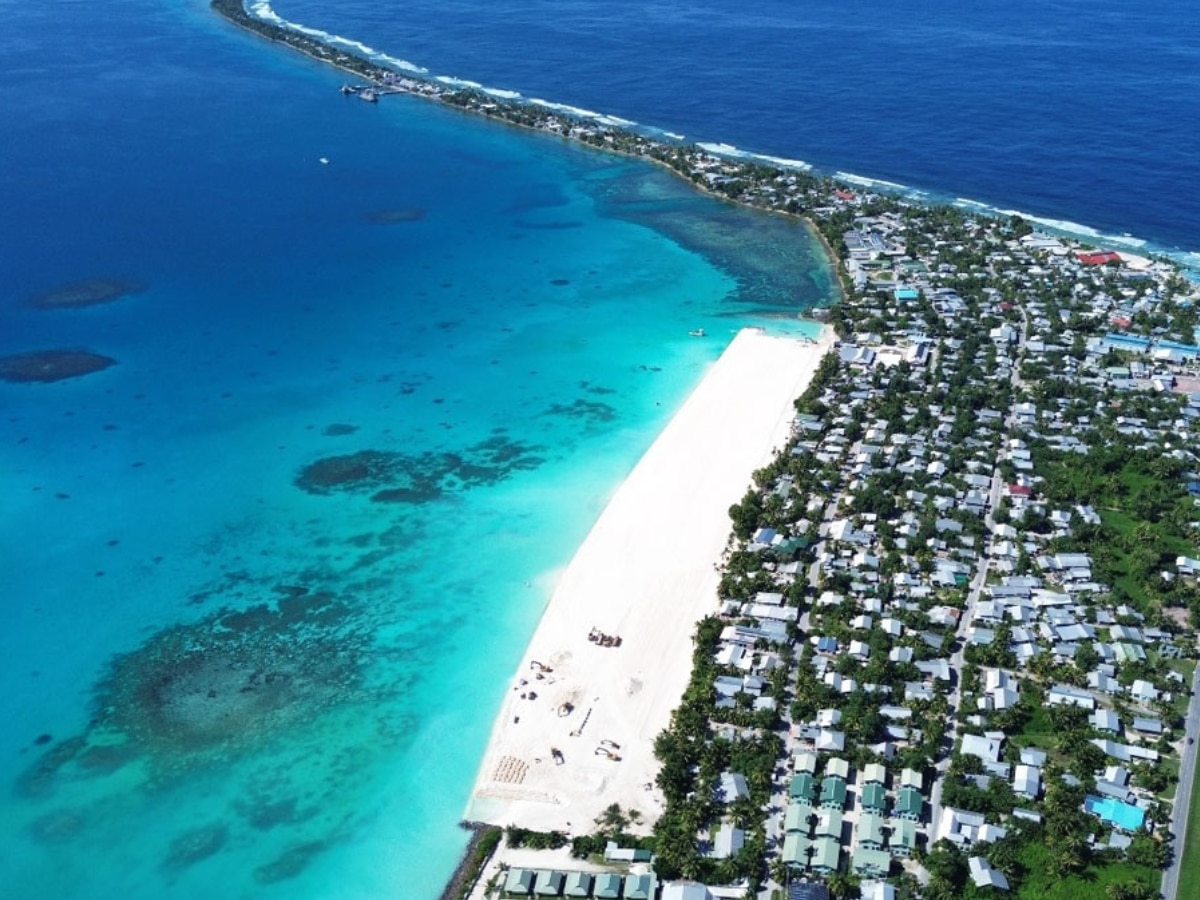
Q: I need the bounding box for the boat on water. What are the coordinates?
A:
[688,328,706,337]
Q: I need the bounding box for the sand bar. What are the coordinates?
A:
[466,327,832,833]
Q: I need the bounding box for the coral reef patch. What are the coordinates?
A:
[296,435,545,503]
[0,349,117,383]
[542,398,617,424]
[27,278,145,309]
[364,207,426,224]
[162,823,228,871]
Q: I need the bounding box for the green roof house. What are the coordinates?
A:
[861,782,887,813]
[820,775,847,810]
[625,872,655,900]
[783,832,812,869]
[810,836,841,875]
[593,873,622,900]
[851,847,892,877]
[790,772,816,802]
[888,818,917,857]
[813,809,843,840]
[894,786,924,821]
[786,801,812,833]
[504,868,535,896]
[854,812,886,851]
[534,870,564,897]
[563,871,591,898]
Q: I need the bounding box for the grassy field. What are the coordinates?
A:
[1176,719,1200,900]
[1015,841,1159,900]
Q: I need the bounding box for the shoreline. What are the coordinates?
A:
[208,0,853,307]
[464,327,833,833]
[209,1,1200,277]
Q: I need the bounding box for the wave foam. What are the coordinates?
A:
[835,172,909,191]
[482,87,522,100]
[435,76,484,89]
[752,153,812,172]
[529,99,602,118]
[248,0,426,73]
[245,3,1199,272]
[697,142,742,156]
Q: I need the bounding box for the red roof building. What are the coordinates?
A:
[1078,250,1122,266]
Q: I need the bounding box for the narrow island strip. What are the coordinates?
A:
[467,327,834,834]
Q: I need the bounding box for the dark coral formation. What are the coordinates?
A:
[162,823,228,871]
[99,594,368,751]
[543,398,617,424]
[363,207,426,224]
[28,809,86,843]
[0,348,117,383]
[296,435,545,503]
[27,278,144,309]
[254,838,335,884]
[16,587,376,807]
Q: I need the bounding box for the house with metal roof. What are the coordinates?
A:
[969,856,1010,890]
[786,801,812,833]
[624,872,655,900]
[710,822,744,859]
[783,832,812,869]
[862,762,887,786]
[534,870,564,897]
[809,836,841,875]
[1013,764,1041,800]
[593,873,622,899]
[563,871,592,898]
[717,771,749,802]
[660,883,712,900]
[825,758,851,780]
[888,818,917,857]
[861,782,887,813]
[790,772,816,803]
[1092,708,1120,733]
[820,775,847,810]
[851,847,892,877]
[854,812,887,851]
[899,768,923,790]
[893,786,924,821]
[793,751,819,774]
[504,868,535,896]
[813,808,843,841]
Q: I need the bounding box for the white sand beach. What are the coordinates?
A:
[466,326,832,834]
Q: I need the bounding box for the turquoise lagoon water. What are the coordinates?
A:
[0,1,832,896]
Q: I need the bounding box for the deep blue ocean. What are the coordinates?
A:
[271,0,1200,264]
[0,0,1195,897]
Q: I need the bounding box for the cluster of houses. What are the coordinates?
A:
[780,756,923,879]
[710,201,1199,893]
[483,170,1200,897]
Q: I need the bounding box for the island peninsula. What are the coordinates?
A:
[210,4,1200,900]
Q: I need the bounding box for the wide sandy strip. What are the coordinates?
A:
[466,327,832,833]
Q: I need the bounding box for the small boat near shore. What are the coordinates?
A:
[688,328,706,337]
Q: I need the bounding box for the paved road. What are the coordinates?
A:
[1163,659,1200,900]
